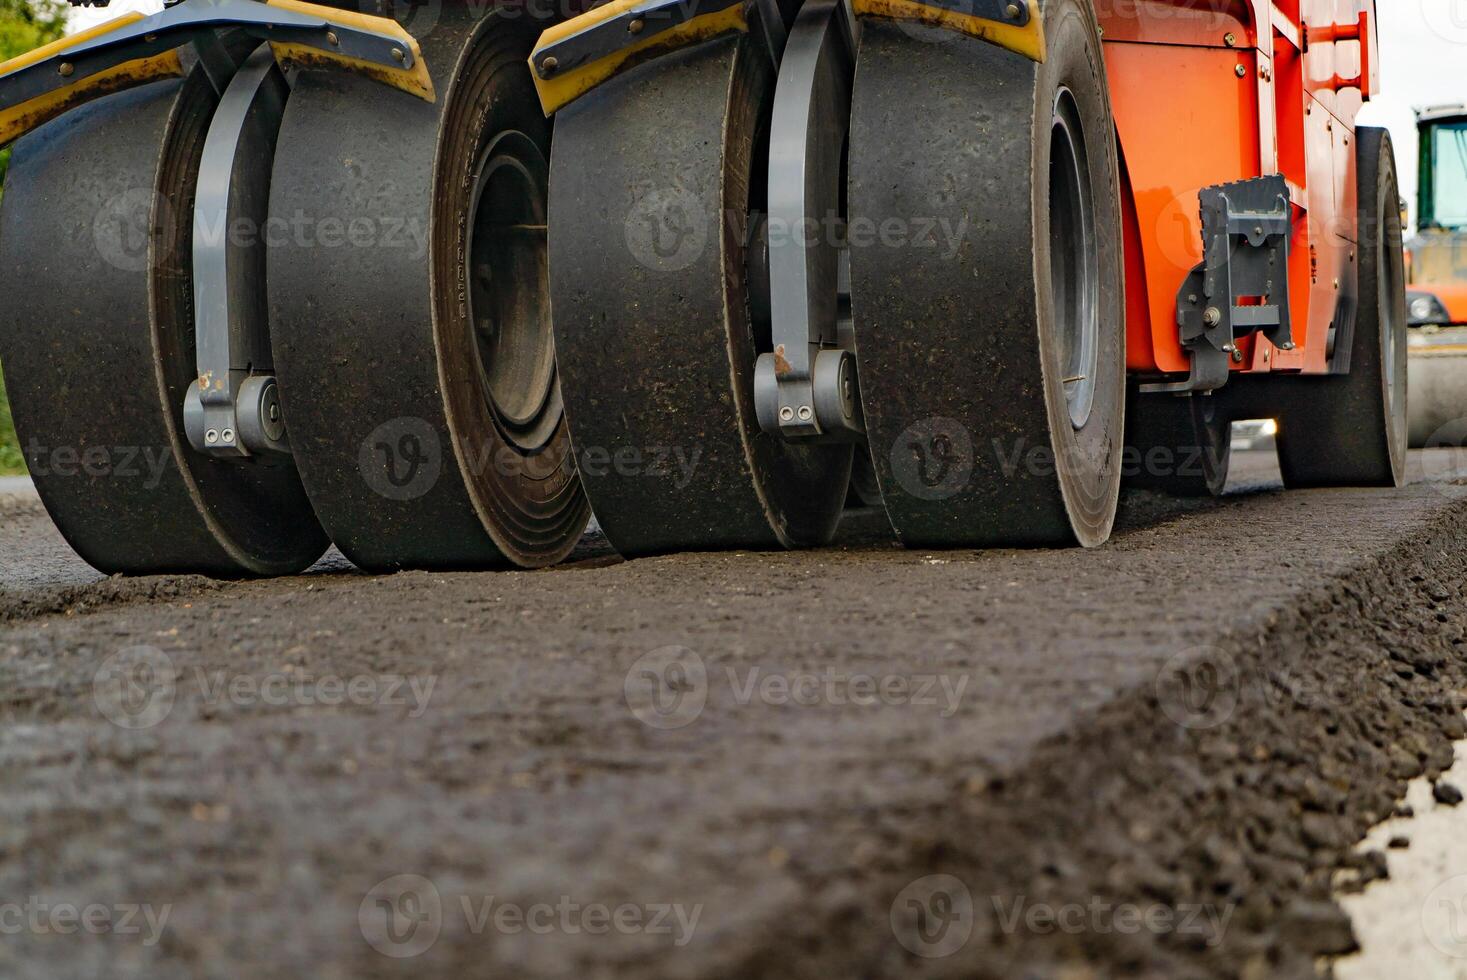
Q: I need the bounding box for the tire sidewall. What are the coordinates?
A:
[432,14,587,565]
[1372,131,1409,484]
[1032,0,1125,544]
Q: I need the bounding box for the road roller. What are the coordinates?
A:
[1404,103,1467,448]
[0,0,1405,574]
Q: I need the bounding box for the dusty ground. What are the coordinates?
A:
[2,451,1467,979]
[1337,741,1467,978]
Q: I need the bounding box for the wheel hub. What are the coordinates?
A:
[466,129,560,450]
[1050,86,1101,431]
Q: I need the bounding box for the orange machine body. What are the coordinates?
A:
[1098,0,1378,379]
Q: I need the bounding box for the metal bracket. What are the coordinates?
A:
[899,0,1030,25]
[1143,175,1294,395]
[183,45,291,457]
[753,0,864,441]
[0,0,422,119]
[532,0,746,81]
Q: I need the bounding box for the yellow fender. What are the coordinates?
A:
[0,0,430,148]
[0,15,181,146]
[530,0,1045,117]
[266,0,432,102]
[851,0,1044,62]
[530,0,749,116]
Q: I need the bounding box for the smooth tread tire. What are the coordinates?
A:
[848,2,1126,548]
[547,36,851,556]
[268,10,589,571]
[1124,389,1231,497]
[1273,126,1408,488]
[0,75,327,576]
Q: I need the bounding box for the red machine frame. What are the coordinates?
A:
[1100,0,1379,379]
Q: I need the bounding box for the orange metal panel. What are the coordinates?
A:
[1105,0,1369,379]
[1105,40,1261,374]
[1119,149,1157,371]
[1094,0,1249,47]
[1106,0,1366,380]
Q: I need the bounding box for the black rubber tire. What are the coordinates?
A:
[268,10,589,571]
[547,36,851,556]
[1124,389,1231,497]
[0,76,327,576]
[847,449,884,508]
[1273,126,1407,488]
[848,3,1125,548]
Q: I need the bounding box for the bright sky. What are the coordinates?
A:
[67,0,162,33]
[1357,2,1467,232]
[67,0,1463,229]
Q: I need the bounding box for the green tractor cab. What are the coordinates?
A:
[1407,103,1467,446]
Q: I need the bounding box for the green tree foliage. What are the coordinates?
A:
[0,0,68,473]
[0,0,68,187]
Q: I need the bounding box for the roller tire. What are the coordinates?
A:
[848,3,1126,548]
[0,76,327,576]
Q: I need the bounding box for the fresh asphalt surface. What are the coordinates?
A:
[2,450,1467,979]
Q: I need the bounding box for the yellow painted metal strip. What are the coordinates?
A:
[0,8,158,145]
[530,0,748,116]
[267,0,434,102]
[0,11,145,77]
[0,49,182,146]
[851,0,1045,61]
